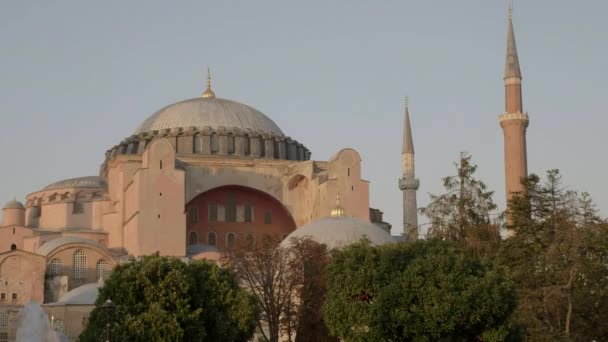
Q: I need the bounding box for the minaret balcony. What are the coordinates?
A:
[499,112,529,123]
[399,177,420,191]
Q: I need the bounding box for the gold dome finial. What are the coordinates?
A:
[202,66,216,98]
[330,193,346,217]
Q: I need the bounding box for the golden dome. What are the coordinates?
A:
[330,194,346,217]
[202,67,215,99]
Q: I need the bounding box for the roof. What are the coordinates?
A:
[3,199,24,210]
[402,100,414,154]
[281,216,395,250]
[43,176,107,191]
[49,282,101,306]
[134,97,284,136]
[505,15,522,79]
[37,236,108,256]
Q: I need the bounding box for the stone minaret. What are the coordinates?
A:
[500,8,529,208]
[398,97,419,241]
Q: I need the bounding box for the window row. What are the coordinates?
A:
[187,203,272,225]
[29,201,84,218]
[188,232,289,249]
[0,293,17,301]
[47,252,110,281]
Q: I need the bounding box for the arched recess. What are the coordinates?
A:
[185,185,297,251]
[287,174,310,227]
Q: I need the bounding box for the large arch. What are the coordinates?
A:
[186,185,296,251]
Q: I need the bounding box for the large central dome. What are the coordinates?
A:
[134,97,284,136]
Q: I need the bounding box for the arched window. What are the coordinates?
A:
[227,134,235,154]
[208,202,218,222]
[273,141,280,159]
[208,232,217,246]
[210,133,219,154]
[188,231,198,245]
[226,233,236,249]
[52,318,66,335]
[73,249,87,280]
[243,136,251,155]
[246,234,255,250]
[193,134,203,153]
[244,204,253,223]
[48,258,63,276]
[10,244,16,251]
[96,259,109,281]
[226,195,236,222]
[187,207,199,225]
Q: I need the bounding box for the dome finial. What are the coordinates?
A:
[202,66,216,99]
[330,193,346,217]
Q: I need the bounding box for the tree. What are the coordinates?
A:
[80,254,257,342]
[224,235,336,342]
[323,239,517,341]
[499,170,608,341]
[420,152,500,254]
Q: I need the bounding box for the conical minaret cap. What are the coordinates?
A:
[504,7,522,79]
[402,96,415,154]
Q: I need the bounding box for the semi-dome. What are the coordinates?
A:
[43,176,107,191]
[281,216,395,250]
[3,199,25,210]
[134,97,284,136]
[49,281,102,306]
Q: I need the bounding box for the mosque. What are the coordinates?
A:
[0,10,528,341]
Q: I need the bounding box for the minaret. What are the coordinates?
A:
[398,97,419,241]
[499,7,529,208]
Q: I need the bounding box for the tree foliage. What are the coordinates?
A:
[420,152,500,254]
[323,240,517,341]
[224,236,336,342]
[80,254,257,342]
[499,170,608,341]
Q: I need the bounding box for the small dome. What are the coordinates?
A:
[43,176,107,191]
[281,216,395,250]
[50,282,101,306]
[134,97,284,136]
[3,199,24,210]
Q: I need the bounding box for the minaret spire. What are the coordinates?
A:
[402,96,415,154]
[398,96,419,241]
[499,6,529,231]
[202,66,216,98]
[504,4,521,80]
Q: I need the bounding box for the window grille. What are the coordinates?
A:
[264,211,272,224]
[52,319,66,334]
[96,259,109,281]
[193,134,202,153]
[73,250,87,280]
[48,258,63,276]
[226,195,236,222]
[188,232,198,245]
[227,135,235,154]
[72,202,84,214]
[210,133,219,154]
[244,204,253,223]
[226,233,236,249]
[0,311,7,327]
[187,207,199,225]
[209,203,218,222]
[208,232,217,246]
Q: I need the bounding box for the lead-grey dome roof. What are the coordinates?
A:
[43,176,107,191]
[281,216,395,250]
[134,97,284,136]
[3,199,24,210]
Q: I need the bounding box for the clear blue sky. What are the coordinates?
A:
[1,1,606,235]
